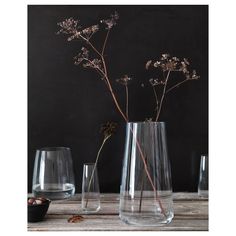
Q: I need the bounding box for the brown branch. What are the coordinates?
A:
[139,156,147,212]
[82,58,105,77]
[80,35,127,121]
[100,55,128,121]
[155,70,171,121]
[74,31,166,216]
[79,34,102,57]
[85,135,111,208]
[130,127,166,215]
[166,78,189,94]
[102,29,110,56]
[152,86,159,121]
[125,85,129,120]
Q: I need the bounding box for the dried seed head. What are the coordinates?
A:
[149,78,165,86]
[83,58,103,71]
[74,47,89,65]
[101,11,119,29]
[148,54,200,80]
[145,60,152,70]
[161,54,170,60]
[57,18,80,34]
[116,75,132,86]
[100,122,117,138]
[81,24,99,39]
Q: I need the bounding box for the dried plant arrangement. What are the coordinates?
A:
[146,55,199,121]
[57,12,199,217]
[57,12,127,121]
[85,122,117,208]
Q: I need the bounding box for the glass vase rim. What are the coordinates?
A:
[201,154,208,157]
[127,121,166,124]
[37,147,71,152]
[83,162,96,166]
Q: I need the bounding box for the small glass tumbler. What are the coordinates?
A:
[32,147,75,200]
[198,154,208,197]
[82,163,100,213]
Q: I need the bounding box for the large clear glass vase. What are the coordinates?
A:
[119,122,174,226]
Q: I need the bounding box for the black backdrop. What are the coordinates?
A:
[28,5,208,193]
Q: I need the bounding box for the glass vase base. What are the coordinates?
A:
[82,206,100,214]
[119,212,174,226]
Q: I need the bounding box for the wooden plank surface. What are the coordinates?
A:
[28,193,208,231]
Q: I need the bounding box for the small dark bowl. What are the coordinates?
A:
[28,198,51,222]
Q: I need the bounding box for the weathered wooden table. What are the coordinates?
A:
[28,193,208,231]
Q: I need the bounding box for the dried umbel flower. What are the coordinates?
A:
[57,18,80,35]
[116,75,132,86]
[100,11,119,29]
[100,122,117,139]
[81,24,99,40]
[83,58,103,70]
[145,117,153,122]
[145,60,152,70]
[149,78,165,86]
[146,53,200,122]
[146,53,200,80]
[57,18,100,41]
[74,47,89,65]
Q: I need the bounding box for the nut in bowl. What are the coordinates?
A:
[28,197,51,222]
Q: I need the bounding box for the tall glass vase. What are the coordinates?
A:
[119,122,174,226]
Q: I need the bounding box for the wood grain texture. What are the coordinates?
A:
[28,193,208,231]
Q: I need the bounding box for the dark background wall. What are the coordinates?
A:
[28,5,208,193]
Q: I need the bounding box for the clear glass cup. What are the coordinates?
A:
[81,163,100,213]
[32,147,75,200]
[198,154,208,197]
[119,122,174,226]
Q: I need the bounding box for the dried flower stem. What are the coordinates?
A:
[102,29,110,55]
[155,70,171,121]
[80,29,128,121]
[58,17,166,216]
[82,34,165,216]
[152,86,159,120]
[147,54,199,122]
[125,85,129,119]
[166,78,189,93]
[85,135,111,208]
[139,156,147,212]
[130,127,166,215]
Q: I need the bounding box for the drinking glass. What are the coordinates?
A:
[32,147,75,200]
[198,154,208,197]
[81,163,100,213]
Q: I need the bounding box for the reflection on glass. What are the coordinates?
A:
[198,154,208,198]
[32,147,75,200]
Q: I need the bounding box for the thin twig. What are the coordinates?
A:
[155,70,171,121]
[152,86,159,120]
[130,128,166,216]
[85,135,110,208]
[139,156,147,212]
[79,33,127,121]
[101,56,128,121]
[166,78,189,93]
[79,34,102,57]
[102,30,110,56]
[125,85,129,120]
